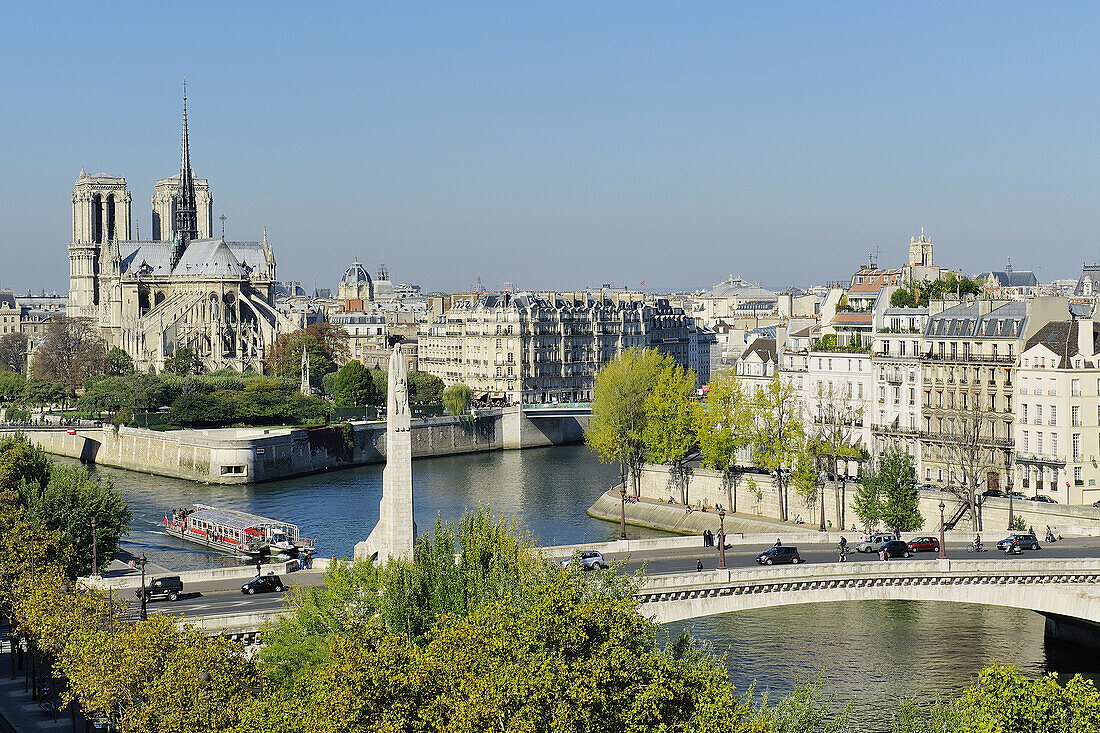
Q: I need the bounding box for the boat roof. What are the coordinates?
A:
[188,504,298,532]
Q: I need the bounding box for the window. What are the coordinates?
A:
[1022,404,1028,423]
[1037,432,1044,455]
[1072,406,1080,427]
[1036,405,1043,425]
[1075,466,1083,486]
[1022,431,1028,453]
[989,394,996,411]
[1052,433,1058,457]
[495,366,502,377]
[1073,433,1081,462]
[1050,405,1057,425]
[1072,379,1081,396]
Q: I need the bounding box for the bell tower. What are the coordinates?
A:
[68,168,131,317]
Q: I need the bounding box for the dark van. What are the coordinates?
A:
[137,576,183,602]
[755,546,802,565]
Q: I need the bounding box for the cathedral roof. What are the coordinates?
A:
[117,238,266,280]
[173,240,247,278]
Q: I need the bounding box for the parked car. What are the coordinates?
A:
[995,533,1041,551]
[856,533,896,553]
[756,546,802,565]
[1008,491,1026,500]
[1029,495,1058,504]
[907,536,940,552]
[1093,499,1100,508]
[880,540,913,558]
[136,575,183,603]
[241,574,285,594]
[560,551,607,570]
[982,488,1005,498]
[915,484,935,493]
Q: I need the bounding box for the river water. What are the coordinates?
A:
[80,444,1098,726]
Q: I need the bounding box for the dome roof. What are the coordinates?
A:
[343,261,372,285]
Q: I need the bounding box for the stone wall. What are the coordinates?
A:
[2,408,586,485]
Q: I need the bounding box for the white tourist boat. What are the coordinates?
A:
[164,504,315,559]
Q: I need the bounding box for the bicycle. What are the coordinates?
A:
[966,542,985,553]
[836,544,851,562]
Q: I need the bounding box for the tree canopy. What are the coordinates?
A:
[333,360,378,407]
[269,324,350,385]
[443,383,472,416]
[0,331,29,373]
[32,316,107,394]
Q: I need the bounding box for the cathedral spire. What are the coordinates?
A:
[172,80,199,265]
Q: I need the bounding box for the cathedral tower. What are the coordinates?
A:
[152,90,213,243]
[68,169,132,317]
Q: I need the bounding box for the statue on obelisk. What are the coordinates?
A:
[355,345,416,562]
[299,347,311,396]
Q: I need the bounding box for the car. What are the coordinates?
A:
[1008,491,1026,500]
[756,546,802,565]
[907,536,940,552]
[559,550,607,570]
[982,488,1005,498]
[1029,495,1058,504]
[241,574,285,594]
[856,533,896,553]
[136,575,183,603]
[880,540,913,558]
[1093,499,1100,509]
[915,484,935,493]
[995,533,1041,551]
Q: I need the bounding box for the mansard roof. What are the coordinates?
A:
[1023,320,1100,368]
[925,300,1026,339]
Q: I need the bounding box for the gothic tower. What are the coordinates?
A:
[68,169,132,318]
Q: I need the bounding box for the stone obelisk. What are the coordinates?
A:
[355,345,416,562]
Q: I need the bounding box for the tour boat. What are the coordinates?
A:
[164,504,315,559]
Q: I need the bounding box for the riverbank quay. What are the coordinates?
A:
[606,462,1100,536]
[0,405,588,484]
[0,637,83,733]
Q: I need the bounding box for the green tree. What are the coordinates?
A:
[163,346,204,376]
[694,371,753,512]
[878,447,923,532]
[0,434,52,498]
[751,376,804,522]
[370,367,388,405]
[333,360,376,406]
[953,664,1100,733]
[268,324,349,383]
[104,346,135,376]
[321,371,337,397]
[26,463,131,576]
[443,383,472,416]
[0,370,27,401]
[643,362,697,504]
[21,377,65,408]
[587,348,672,496]
[853,469,884,531]
[408,370,445,404]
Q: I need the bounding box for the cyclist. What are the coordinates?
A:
[971,534,982,552]
[837,536,849,562]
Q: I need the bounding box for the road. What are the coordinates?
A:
[141,535,1100,621]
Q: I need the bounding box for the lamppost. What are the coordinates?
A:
[21,541,35,699]
[90,517,98,578]
[818,470,827,532]
[938,501,947,560]
[619,485,627,540]
[138,554,148,621]
[717,509,727,570]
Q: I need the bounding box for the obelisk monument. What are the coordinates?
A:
[355,345,417,562]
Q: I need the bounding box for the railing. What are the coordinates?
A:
[924,353,1015,364]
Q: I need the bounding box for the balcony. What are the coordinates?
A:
[924,353,1015,364]
[1015,452,1067,467]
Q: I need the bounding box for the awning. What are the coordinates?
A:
[475,391,490,400]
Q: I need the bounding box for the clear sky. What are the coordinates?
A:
[2,2,1099,294]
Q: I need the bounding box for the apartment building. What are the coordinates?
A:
[1015,318,1100,504]
[870,307,928,461]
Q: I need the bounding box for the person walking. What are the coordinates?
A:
[696,559,703,572]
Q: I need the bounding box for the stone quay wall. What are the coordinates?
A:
[1,407,586,485]
[616,462,1100,536]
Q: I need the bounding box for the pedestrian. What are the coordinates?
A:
[774,538,782,547]
[696,559,703,572]
[880,547,889,561]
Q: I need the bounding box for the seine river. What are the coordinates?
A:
[80,444,1097,727]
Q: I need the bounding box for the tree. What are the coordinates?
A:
[853,470,884,531]
[940,396,999,531]
[809,381,867,530]
[952,664,1100,733]
[333,360,376,406]
[370,367,388,405]
[104,346,135,376]
[163,346,204,376]
[643,362,697,504]
[694,371,753,512]
[0,370,26,401]
[32,316,107,393]
[0,332,29,373]
[26,463,131,577]
[443,383,472,416]
[21,377,65,408]
[268,324,350,381]
[321,371,337,397]
[750,376,804,522]
[408,370,445,405]
[587,348,673,496]
[878,447,923,532]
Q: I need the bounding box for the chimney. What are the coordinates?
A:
[1078,317,1095,361]
[776,324,788,353]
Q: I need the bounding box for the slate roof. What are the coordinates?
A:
[739,337,777,364]
[117,238,267,279]
[925,301,1026,339]
[979,270,1038,288]
[704,277,777,301]
[1024,320,1100,368]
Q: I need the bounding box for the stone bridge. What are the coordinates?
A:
[638,557,1100,647]
[183,557,1100,648]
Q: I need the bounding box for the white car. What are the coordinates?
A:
[856,533,897,553]
[560,551,607,570]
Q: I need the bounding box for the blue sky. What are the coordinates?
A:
[2,2,1099,294]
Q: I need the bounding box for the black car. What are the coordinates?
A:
[995,533,1041,551]
[1029,495,1058,504]
[982,489,1005,498]
[880,540,912,559]
[755,546,802,565]
[241,574,285,594]
[136,575,183,603]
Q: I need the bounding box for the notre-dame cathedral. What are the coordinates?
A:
[66,95,294,373]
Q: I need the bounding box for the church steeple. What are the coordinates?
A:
[171,82,200,264]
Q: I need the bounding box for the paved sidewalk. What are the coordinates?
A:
[0,645,83,733]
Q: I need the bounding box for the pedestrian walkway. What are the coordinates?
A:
[0,644,84,733]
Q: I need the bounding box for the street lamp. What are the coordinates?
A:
[717,509,727,570]
[938,501,947,560]
[138,554,148,621]
[818,470,827,532]
[619,485,627,540]
[90,517,97,578]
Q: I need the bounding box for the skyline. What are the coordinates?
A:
[5,2,1100,293]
